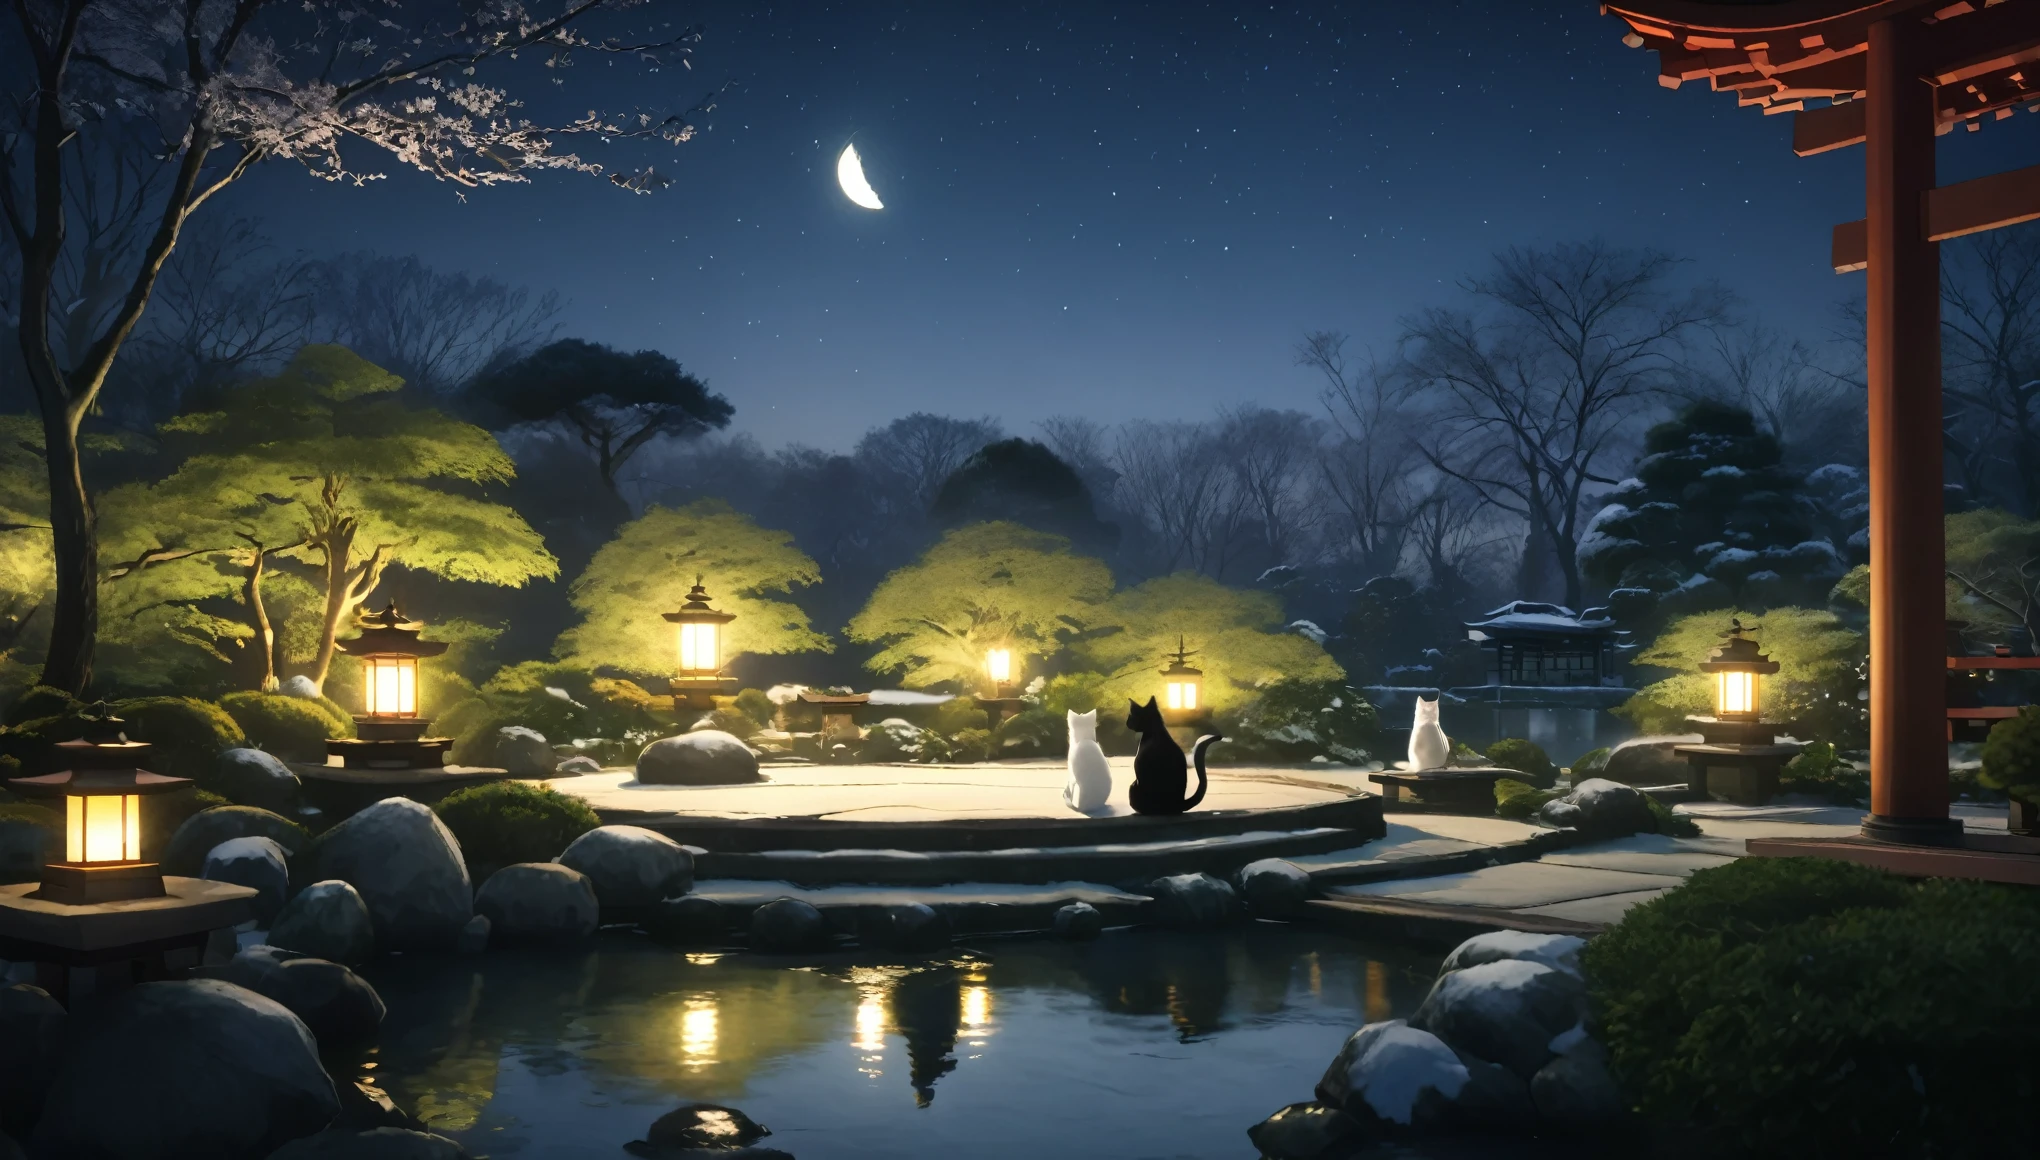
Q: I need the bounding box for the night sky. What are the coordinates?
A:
[225,1,2034,451]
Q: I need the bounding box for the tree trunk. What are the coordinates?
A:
[245,548,279,692]
[310,518,358,691]
[37,410,95,695]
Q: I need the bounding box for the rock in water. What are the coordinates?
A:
[1246,1101,1361,1160]
[860,902,952,952]
[203,836,291,924]
[166,806,308,878]
[266,1127,471,1159]
[33,979,338,1160]
[212,748,302,814]
[557,825,694,908]
[457,914,491,954]
[1051,901,1104,940]
[1315,1020,1470,1131]
[0,984,64,1139]
[637,731,761,786]
[1147,872,1241,928]
[1237,859,1313,919]
[490,726,554,776]
[1408,959,1588,1080]
[475,863,599,943]
[1535,778,1656,838]
[1438,931,1586,978]
[296,798,471,950]
[643,1103,771,1149]
[645,895,726,946]
[267,880,375,965]
[1530,1037,1624,1128]
[208,946,386,1050]
[749,897,830,953]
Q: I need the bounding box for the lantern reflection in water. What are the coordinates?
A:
[961,984,992,1054]
[680,998,719,1068]
[854,991,888,1077]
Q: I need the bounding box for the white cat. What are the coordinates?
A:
[1063,709,1113,812]
[1406,696,1450,771]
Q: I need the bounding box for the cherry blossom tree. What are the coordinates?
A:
[3,0,718,693]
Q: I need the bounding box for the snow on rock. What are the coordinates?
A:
[1315,1020,1469,1127]
[1408,959,1588,1080]
[1438,931,1586,979]
[1536,778,1656,838]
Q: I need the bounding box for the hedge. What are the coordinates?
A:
[219,692,341,762]
[433,780,600,882]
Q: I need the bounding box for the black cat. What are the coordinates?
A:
[1125,697,1220,816]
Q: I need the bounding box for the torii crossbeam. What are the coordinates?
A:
[1604,0,2040,852]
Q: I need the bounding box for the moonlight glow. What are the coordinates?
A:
[836,144,884,210]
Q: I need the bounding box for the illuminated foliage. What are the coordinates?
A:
[1076,571,1341,712]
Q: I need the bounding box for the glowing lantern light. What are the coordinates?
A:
[7,705,191,904]
[985,647,1014,691]
[664,575,738,710]
[1161,636,1205,722]
[1699,618,1778,721]
[341,602,446,719]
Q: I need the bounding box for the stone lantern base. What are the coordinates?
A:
[326,716,452,770]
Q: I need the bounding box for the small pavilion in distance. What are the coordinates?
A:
[1602,0,2040,881]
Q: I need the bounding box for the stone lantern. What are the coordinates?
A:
[663,575,739,712]
[1675,619,1799,805]
[7,705,190,904]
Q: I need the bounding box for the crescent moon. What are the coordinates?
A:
[836,144,884,210]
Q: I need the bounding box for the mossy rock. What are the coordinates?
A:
[1493,777,1558,819]
[1486,738,1557,787]
[113,697,246,782]
[219,693,342,762]
[433,780,600,882]
[161,800,305,876]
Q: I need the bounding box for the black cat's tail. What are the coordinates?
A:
[1183,733,1221,811]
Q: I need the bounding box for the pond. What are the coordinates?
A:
[350,924,1473,1159]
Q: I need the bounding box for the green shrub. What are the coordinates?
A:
[1485,738,1557,787]
[0,713,92,775]
[219,692,340,761]
[142,787,232,858]
[434,780,601,881]
[4,685,81,726]
[1568,746,1610,778]
[994,707,1065,757]
[0,800,61,881]
[948,727,992,763]
[111,697,245,782]
[1493,777,1558,819]
[1981,705,2040,801]
[1039,671,1109,716]
[1779,739,1869,804]
[1644,795,1699,837]
[932,696,989,737]
[696,708,759,740]
[1584,857,2040,1157]
[1214,678,1380,763]
[306,695,357,739]
[734,688,777,728]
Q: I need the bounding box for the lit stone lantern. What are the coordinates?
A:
[7,705,191,904]
[664,575,738,711]
[985,647,1016,697]
[973,645,1026,729]
[327,601,452,769]
[1161,636,1205,723]
[1675,618,1796,806]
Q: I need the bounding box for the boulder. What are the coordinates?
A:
[281,675,322,699]
[267,880,374,965]
[204,836,291,924]
[1600,736,1701,786]
[0,984,64,1139]
[1448,1044,1536,1128]
[557,825,694,908]
[490,726,555,776]
[640,1102,772,1150]
[1438,931,1586,979]
[556,755,602,776]
[209,946,386,1050]
[1051,901,1104,940]
[0,817,51,885]
[213,748,302,813]
[266,1127,469,1159]
[749,897,830,954]
[333,1080,427,1134]
[33,979,338,1160]
[637,731,761,786]
[859,902,952,952]
[457,914,491,955]
[1530,1036,1624,1128]
[1315,1020,1470,1131]
[645,895,726,946]
[1237,859,1313,919]
[166,806,308,878]
[1536,777,1656,838]
[474,863,599,944]
[1147,872,1241,928]
[1408,959,1588,1080]
[296,798,471,950]
[1245,1102,1361,1160]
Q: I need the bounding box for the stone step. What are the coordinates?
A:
[1302,897,1606,948]
[688,880,1151,936]
[688,825,1380,887]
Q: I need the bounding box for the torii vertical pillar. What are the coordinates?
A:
[1861,19,1958,844]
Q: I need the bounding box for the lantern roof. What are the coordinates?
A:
[1698,618,1782,673]
[1160,636,1203,678]
[662,576,737,625]
[338,601,449,658]
[1602,1,2040,132]
[6,704,191,797]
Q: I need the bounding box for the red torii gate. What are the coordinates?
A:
[1603,0,2040,865]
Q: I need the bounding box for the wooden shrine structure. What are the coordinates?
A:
[1602,0,2040,875]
